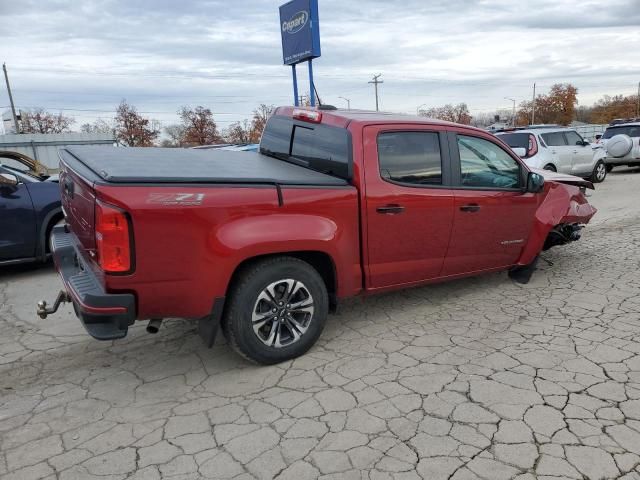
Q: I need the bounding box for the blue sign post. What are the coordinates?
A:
[279,0,321,106]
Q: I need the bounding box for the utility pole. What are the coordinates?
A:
[338,96,351,110]
[505,97,516,127]
[2,63,20,134]
[636,81,639,117]
[531,83,536,125]
[368,74,383,111]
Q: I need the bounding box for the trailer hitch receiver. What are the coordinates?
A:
[37,290,71,319]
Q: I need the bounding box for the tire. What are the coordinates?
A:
[590,160,607,183]
[222,256,329,364]
[606,164,614,173]
[543,164,557,172]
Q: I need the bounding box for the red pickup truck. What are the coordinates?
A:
[39,107,596,364]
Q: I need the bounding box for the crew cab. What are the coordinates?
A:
[40,107,597,364]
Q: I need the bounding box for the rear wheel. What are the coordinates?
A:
[222,257,328,364]
[590,160,607,183]
[543,164,557,172]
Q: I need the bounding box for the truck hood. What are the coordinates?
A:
[532,168,594,190]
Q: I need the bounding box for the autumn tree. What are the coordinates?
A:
[418,103,472,125]
[114,101,159,146]
[225,120,252,144]
[249,104,275,142]
[590,94,639,123]
[20,108,75,134]
[80,119,114,135]
[178,106,220,146]
[517,83,578,126]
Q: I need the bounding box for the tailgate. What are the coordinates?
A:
[59,160,96,251]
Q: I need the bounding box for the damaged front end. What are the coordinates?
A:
[510,171,597,284]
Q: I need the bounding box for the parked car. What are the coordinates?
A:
[40,108,596,364]
[0,163,63,265]
[599,120,640,171]
[495,126,608,183]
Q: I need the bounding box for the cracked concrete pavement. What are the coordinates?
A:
[1,168,640,480]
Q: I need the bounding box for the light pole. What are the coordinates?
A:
[338,96,351,110]
[505,97,516,126]
[416,103,428,116]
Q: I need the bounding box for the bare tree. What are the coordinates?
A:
[225,120,252,144]
[114,101,159,147]
[179,106,220,146]
[20,108,75,134]
[418,103,472,125]
[80,119,114,135]
[162,124,186,147]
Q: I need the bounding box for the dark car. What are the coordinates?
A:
[0,164,63,265]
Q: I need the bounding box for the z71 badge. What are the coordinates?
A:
[146,193,205,206]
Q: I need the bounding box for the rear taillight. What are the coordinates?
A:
[528,134,538,157]
[95,201,132,273]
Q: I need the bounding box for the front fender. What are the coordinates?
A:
[517,182,597,265]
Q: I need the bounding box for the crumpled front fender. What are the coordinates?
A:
[517,181,597,266]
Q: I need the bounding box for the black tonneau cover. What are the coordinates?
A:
[60,146,348,186]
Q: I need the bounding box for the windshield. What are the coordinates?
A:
[260,115,352,180]
[603,125,640,139]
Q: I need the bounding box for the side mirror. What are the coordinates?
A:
[0,172,18,187]
[526,172,545,193]
[512,147,527,157]
[579,140,590,146]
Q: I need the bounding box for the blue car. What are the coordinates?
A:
[0,163,63,265]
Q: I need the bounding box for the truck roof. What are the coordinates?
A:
[60,146,349,186]
[275,106,482,131]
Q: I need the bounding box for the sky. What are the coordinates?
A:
[1,0,640,132]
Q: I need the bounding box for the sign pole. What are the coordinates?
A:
[292,64,299,106]
[308,59,315,107]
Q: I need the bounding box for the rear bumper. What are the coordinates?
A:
[51,225,136,340]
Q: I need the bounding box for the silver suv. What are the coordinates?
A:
[495,126,607,183]
[599,120,640,171]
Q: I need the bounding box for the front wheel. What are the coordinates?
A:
[590,160,607,183]
[222,257,328,364]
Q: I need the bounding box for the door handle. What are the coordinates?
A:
[460,204,481,213]
[376,204,405,214]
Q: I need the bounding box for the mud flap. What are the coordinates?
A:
[198,297,225,348]
[508,256,539,284]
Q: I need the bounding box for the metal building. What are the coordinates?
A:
[0,132,116,171]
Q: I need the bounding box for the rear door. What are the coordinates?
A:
[442,132,538,276]
[540,131,571,173]
[564,130,593,176]
[363,125,455,288]
[0,168,36,260]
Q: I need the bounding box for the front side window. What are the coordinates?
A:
[564,131,584,146]
[457,135,521,189]
[377,132,442,185]
[541,132,567,147]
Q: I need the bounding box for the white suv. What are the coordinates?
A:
[495,126,607,183]
[599,120,640,171]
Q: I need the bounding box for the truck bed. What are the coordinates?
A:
[60,146,348,186]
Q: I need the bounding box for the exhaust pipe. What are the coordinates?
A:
[146,319,162,334]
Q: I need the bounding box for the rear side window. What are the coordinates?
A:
[496,133,529,150]
[564,131,584,145]
[541,132,567,146]
[377,132,442,185]
[260,115,351,179]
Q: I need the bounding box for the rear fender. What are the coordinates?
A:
[517,182,597,265]
[212,214,360,298]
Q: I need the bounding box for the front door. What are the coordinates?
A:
[442,132,538,276]
[0,169,36,261]
[363,126,455,289]
[540,131,572,173]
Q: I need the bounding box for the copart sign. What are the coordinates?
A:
[279,0,321,65]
